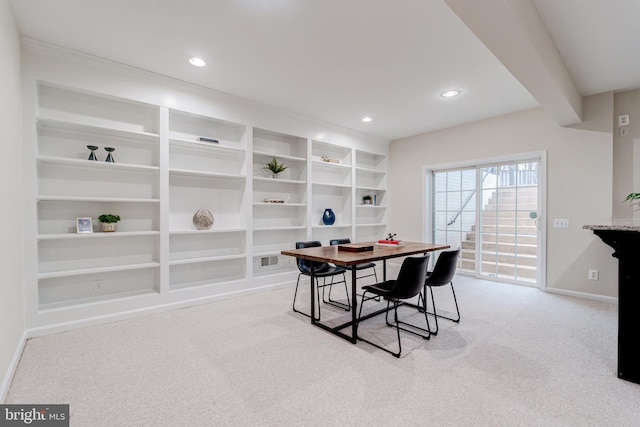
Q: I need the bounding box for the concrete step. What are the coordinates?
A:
[481,211,538,219]
[460,248,537,266]
[486,196,538,204]
[484,187,538,196]
[483,203,538,210]
[466,233,537,245]
[462,240,537,255]
[475,224,538,234]
[460,259,537,279]
[479,218,538,227]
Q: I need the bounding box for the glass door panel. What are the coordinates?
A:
[432,159,539,286]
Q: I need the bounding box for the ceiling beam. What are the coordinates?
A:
[445,0,583,126]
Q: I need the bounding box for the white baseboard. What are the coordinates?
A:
[545,286,618,304]
[0,331,27,403]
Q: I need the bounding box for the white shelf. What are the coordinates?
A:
[312,159,351,169]
[253,202,306,207]
[169,254,246,266]
[253,176,306,185]
[169,277,244,292]
[169,137,246,154]
[312,224,352,229]
[253,150,306,163]
[356,223,387,227]
[37,231,160,241]
[37,156,160,173]
[356,205,387,209]
[37,195,160,203]
[36,117,160,140]
[355,165,386,174]
[312,182,352,189]
[254,226,307,232]
[356,185,387,191]
[169,168,246,180]
[37,83,160,135]
[169,228,245,235]
[37,262,160,280]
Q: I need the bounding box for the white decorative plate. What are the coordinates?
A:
[193,209,214,230]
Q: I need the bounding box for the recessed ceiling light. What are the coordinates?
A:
[189,57,206,67]
[362,117,372,122]
[441,90,461,98]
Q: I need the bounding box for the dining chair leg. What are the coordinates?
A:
[358,292,431,358]
[322,274,351,311]
[292,274,321,321]
[424,281,461,335]
[392,300,402,358]
[385,297,431,340]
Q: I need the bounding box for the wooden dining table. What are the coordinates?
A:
[281,241,450,344]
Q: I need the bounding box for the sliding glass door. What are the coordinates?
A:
[431,157,541,286]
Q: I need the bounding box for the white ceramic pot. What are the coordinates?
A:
[102,222,117,232]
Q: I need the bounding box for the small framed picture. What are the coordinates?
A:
[76,217,93,234]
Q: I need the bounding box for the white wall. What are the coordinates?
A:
[0,0,25,401]
[612,89,640,221]
[389,96,618,299]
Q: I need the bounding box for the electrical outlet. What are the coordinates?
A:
[94,280,103,292]
[588,269,599,281]
[618,114,630,126]
[620,127,629,136]
[553,218,570,228]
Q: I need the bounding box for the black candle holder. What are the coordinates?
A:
[87,145,99,161]
[105,147,115,163]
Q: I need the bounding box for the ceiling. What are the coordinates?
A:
[10,0,640,141]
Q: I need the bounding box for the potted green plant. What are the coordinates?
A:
[98,214,121,232]
[362,194,373,205]
[624,193,640,209]
[264,157,288,178]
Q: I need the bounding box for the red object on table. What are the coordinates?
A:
[378,240,401,245]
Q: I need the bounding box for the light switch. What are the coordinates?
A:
[553,218,569,228]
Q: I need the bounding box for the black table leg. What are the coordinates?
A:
[310,264,316,324]
[351,267,357,343]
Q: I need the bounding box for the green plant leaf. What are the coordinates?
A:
[263,158,288,174]
[624,193,640,209]
[98,214,121,223]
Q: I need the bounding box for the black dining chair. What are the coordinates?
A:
[292,241,350,321]
[357,255,430,358]
[419,248,461,335]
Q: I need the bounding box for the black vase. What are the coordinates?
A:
[322,208,336,225]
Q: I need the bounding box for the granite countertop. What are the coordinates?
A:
[583,225,640,231]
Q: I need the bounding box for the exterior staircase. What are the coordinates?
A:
[459,187,538,282]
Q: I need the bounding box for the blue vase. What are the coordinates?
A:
[322,208,336,225]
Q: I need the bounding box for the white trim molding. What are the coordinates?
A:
[0,331,28,403]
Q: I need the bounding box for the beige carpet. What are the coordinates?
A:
[6,276,640,426]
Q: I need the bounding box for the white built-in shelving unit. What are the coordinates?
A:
[311,140,353,243]
[35,83,161,311]
[355,149,388,241]
[168,110,248,290]
[28,79,387,327]
[252,128,307,277]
